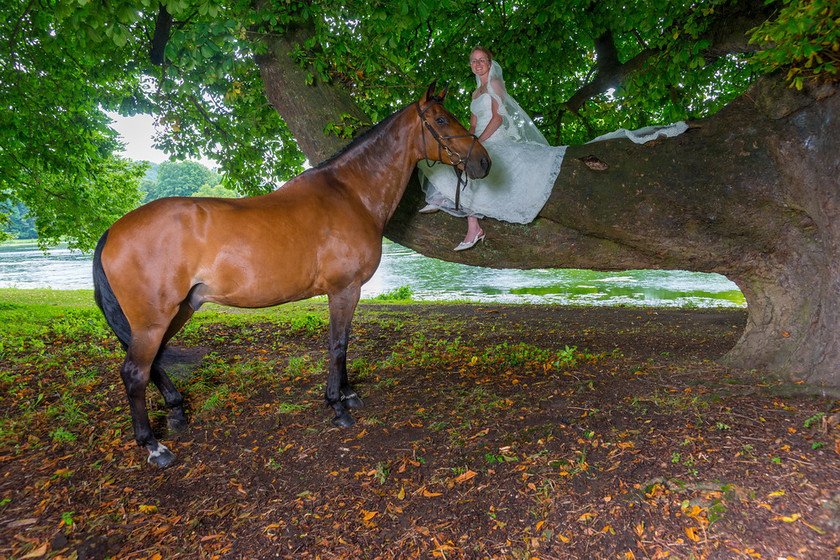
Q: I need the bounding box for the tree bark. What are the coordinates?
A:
[253,26,840,387]
[253,20,369,166]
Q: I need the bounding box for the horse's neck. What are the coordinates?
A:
[331,108,419,227]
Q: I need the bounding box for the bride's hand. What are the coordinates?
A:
[479,114,502,142]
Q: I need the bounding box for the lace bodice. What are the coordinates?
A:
[470,94,494,139]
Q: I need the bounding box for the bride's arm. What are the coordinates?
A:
[478,96,503,142]
[469,113,477,135]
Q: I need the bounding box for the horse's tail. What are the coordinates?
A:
[93,230,131,349]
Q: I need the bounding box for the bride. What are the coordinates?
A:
[418,47,566,251]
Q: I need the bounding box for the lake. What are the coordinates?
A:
[0,241,745,307]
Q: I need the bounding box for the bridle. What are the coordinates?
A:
[416,98,479,211]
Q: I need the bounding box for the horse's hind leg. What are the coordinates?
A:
[121,328,176,468]
[150,301,195,434]
[326,285,362,427]
[150,363,187,433]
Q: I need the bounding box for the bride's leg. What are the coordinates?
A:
[454,215,485,251]
[464,215,483,243]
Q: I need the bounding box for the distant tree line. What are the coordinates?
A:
[2,160,235,241]
[2,202,38,239]
[140,160,233,202]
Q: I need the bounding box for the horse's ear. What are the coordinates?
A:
[425,80,438,102]
[439,82,449,101]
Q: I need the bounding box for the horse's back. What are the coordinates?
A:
[100,184,383,310]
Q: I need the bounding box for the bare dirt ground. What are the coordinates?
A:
[2,303,839,559]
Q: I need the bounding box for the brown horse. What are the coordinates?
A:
[93,83,490,467]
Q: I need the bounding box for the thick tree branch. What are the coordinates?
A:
[384,76,840,386]
[700,0,780,60]
[559,0,781,125]
[563,41,655,116]
[150,4,172,66]
[248,1,840,386]
[253,20,370,164]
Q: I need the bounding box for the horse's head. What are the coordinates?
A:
[416,82,491,179]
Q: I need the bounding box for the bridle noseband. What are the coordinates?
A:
[416,99,479,211]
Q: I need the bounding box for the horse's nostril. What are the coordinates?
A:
[482,157,490,172]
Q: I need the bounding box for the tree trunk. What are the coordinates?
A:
[253,31,840,388]
[254,21,369,166]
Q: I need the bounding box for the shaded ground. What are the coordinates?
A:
[2,303,840,559]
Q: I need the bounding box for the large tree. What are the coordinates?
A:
[3,0,839,384]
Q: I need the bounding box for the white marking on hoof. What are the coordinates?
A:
[146,442,176,467]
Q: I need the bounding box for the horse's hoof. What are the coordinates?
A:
[342,392,364,409]
[167,410,188,433]
[331,412,357,428]
[146,443,176,468]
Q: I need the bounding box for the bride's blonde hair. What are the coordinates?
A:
[471,46,493,62]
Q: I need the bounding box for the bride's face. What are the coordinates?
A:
[469,50,491,79]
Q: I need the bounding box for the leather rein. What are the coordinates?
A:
[416,99,479,211]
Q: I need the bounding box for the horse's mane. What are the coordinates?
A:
[315,111,401,169]
[315,94,444,169]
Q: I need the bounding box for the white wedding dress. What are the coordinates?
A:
[419,93,566,224]
[418,59,688,225]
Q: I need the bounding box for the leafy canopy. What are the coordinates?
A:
[2,2,148,248]
[750,0,840,90]
[2,0,836,249]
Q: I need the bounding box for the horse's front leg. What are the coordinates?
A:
[326,285,361,427]
[338,322,364,410]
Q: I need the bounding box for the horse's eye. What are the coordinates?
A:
[435,116,447,126]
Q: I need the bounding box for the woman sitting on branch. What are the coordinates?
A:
[419,46,687,251]
[418,46,566,251]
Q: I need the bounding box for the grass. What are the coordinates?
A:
[0,288,505,451]
[371,285,413,301]
[0,287,698,458]
[287,312,328,335]
[0,287,427,444]
[0,288,96,308]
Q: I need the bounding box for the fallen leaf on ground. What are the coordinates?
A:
[454,470,478,484]
[20,543,48,559]
[362,510,378,522]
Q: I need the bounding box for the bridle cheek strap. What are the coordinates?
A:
[416,100,479,211]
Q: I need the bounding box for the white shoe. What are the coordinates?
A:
[454,230,485,251]
[419,204,439,214]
